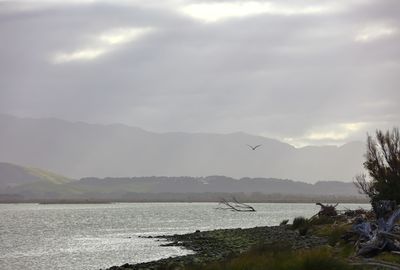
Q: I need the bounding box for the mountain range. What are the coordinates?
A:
[0,114,365,182]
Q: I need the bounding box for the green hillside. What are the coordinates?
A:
[0,162,72,189]
[24,167,72,184]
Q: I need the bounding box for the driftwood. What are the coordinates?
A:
[344,207,374,219]
[349,259,400,270]
[352,200,400,257]
[374,200,397,219]
[217,197,256,212]
[316,202,338,217]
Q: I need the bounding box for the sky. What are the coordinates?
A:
[0,0,399,147]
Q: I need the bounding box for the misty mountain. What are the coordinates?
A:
[0,114,365,182]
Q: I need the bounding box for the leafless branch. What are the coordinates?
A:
[216,197,256,212]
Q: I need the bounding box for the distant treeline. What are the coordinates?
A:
[0,192,368,204]
[0,169,367,203]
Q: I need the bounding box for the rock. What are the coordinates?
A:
[105,225,328,270]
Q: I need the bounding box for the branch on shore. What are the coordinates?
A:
[217,197,256,212]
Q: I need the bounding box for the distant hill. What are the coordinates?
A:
[0,114,365,182]
[0,163,366,202]
[70,176,361,196]
[0,162,72,189]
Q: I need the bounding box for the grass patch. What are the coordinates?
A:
[375,252,400,264]
[280,219,289,225]
[25,167,72,184]
[292,216,311,235]
[314,223,351,247]
[292,216,309,229]
[189,244,355,270]
[309,215,335,226]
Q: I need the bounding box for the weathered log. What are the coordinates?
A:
[352,202,400,257]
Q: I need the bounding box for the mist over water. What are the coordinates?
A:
[0,203,368,270]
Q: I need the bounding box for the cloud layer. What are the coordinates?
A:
[0,0,399,146]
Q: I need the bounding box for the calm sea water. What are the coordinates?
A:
[0,203,368,270]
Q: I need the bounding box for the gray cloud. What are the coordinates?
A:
[0,0,399,146]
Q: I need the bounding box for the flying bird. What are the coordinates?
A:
[247,144,262,150]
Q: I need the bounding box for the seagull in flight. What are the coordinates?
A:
[247,144,262,150]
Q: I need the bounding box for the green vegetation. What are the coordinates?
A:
[292,216,309,229]
[292,216,310,235]
[354,127,400,204]
[189,244,354,270]
[291,215,335,236]
[12,181,82,196]
[313,223,351,247]
[170,215,400,270]
[375,252,400,265]
[309,215,334,226]
[25,167,72,184]
[279,219,289,225]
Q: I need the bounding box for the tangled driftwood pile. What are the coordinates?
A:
[316,202,339,217]
[313,201,400,259]
[352,200,400,257]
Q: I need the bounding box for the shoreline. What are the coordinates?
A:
[105,225,328,270]
[0,199,369,204]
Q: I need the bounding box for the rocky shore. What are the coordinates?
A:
[105,225,328,270]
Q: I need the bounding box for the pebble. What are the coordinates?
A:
[105,225,327,270]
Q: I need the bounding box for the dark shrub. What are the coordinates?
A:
[292,216,308,230]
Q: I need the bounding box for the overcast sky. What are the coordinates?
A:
[0,0,399,147]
